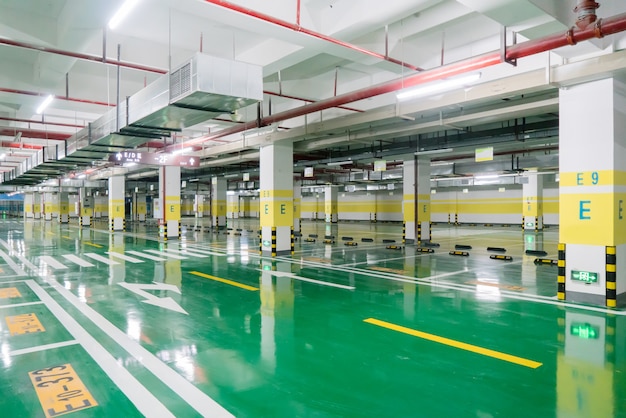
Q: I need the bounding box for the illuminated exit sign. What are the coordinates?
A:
[570,323,599,339]
[109,151,199,167]
[571,270,598,284]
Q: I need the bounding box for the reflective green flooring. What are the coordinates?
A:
[0,218,624,417]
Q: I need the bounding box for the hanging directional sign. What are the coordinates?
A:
[109,151,200,167]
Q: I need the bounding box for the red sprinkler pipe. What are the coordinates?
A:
[0,128,71,141]
[0,87,113,108]
[0,141,44,150]
[0,38,167,75]
[0,117,84,129]
[183,11,626,147]
[202,0,422,71]
[574,1,600,30]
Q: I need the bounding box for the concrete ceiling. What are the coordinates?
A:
[0,0,625,186]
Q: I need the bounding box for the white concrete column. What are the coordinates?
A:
[59,192,69,223]
[403,159,416,243]
[324,185,338,223]
[78,189,93,226]
[159,166,181,239]
[108,176,125,231]
[293,179,302,233]
[260,142,293,256]
[134,193,147,221]
[212,177,226,229]
[194,194,205,218]
[417,158,431,242]
[523,169,544,231]
[43,192,57,221]
[403,158,431,243]
[559,77,626,307]
[24,193,34,218]
[227,193,239,218]
[33,193,41,219]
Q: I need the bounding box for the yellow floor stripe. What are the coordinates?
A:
[62,236,71,239]
[84,242,103,248]
[364,318,542,369]
[190,271,259,291]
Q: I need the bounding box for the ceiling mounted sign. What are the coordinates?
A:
[109,151,200,167]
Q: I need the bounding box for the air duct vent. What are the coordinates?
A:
[170,62,192,102]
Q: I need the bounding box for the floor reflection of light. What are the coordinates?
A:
[227,256,236,263]
[1,342,12,367]
[213,307,220,318]
[126,317,142,341]
[77,285,87,303]
[475,279,502,302]
[175,357,195,381]
[244,314,251,334]
[64,281,72,290]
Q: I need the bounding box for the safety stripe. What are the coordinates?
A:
[557,243,565,300]
[606,245,617,308]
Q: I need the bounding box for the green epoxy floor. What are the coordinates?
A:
[1,218,625,417]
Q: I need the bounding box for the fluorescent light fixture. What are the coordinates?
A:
[0,153,5,160]
[108,0,140,30]
[36,95,54,114]
[124,162,137,167]
[327,160,353,166]
[188,178,199,182]
[397,73,482,100]
[172,147,192,156]
[78,174,86,179]
[475,174,499,180]
[415,148,453,156]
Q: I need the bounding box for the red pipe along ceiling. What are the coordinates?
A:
[0,141,43,150]
[179,11,626,148]
[0,128,72,141]
[202,0,423,71]
[0,87,113,108]
[0,117,84,129]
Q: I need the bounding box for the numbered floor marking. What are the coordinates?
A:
[40,256,69,270]
[0,287,21,298]
[6,312,45,335]
[29,363,98,418]
[61,255,95,268]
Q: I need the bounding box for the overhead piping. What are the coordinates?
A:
[0,117,84,129]
[201,0,423,71]
[181,11,626,148]
[574,1,600,29]
[0,87,113,107]
[0,128,71,141]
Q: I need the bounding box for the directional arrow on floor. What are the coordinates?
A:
[118,282,188,315]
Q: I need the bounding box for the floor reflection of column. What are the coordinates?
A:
[557,311,615,418]
[109,233,125,285]
[403,246,417,321]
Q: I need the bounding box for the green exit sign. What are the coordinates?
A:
[570,323,599,339]
[571,270,598,284]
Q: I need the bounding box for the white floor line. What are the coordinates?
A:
[10,340,79,356]
[144,249,187,260]
[161,248,208,258]
[62,254,95,267]
[24,280,178,417]
[106,252,145,263]
[84,253,120,265]
[126,250,166,261]
[0,249,26,276]
[39,255,68,270]
[183,246,228,256]
[27,273,234,417]
[0,301,44,309]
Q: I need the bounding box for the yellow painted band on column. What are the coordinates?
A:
[260,199,294,227]
[560,170,626,187]
[212,199,227,216]
[33,204,41,213]
[164,196,181,221]
[561,192,626,245]
[523,196,542,217]
[109,199,125,219]
[293,198,301,217]
[137,203,147,215]
[81,207,93,216]
[417,193,431,219]
[403,193,415,221]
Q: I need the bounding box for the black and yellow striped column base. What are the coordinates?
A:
[163,224,168,242]
[402,223,406,244]
[291,227,295,256]
[557,243,565,300]
[606,246,617,308]
[271,227,277,257]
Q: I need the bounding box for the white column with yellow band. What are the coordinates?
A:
[108,176,125,231]
[33,192,41,219]
[559,77,626,307]
[324,185,338,223]
[417,158,431,242]
[24,193,34,218]
[212,177,226,229]
[195,194,204,218]
[160,166,181,239]
[134,193,146,221]
[523,169,543,231]
[79,188,92,226]
[293,179,302,232]
[260,142,293,256]
[59,192,69,223]
[403,159,416,243]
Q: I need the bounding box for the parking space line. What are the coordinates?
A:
[126,251,166,261]
[0,301,44,309]
[84,253,120,265]
[0,249,26,276]
[162,248,208,258]
[364,318,543,369]
[40,256,68,270]
[10,340,79,356]
[190,271,259,291]
[62,254,95,267]
[24,280,177,417]
[145,249,187,260]
[106,252,144,263]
